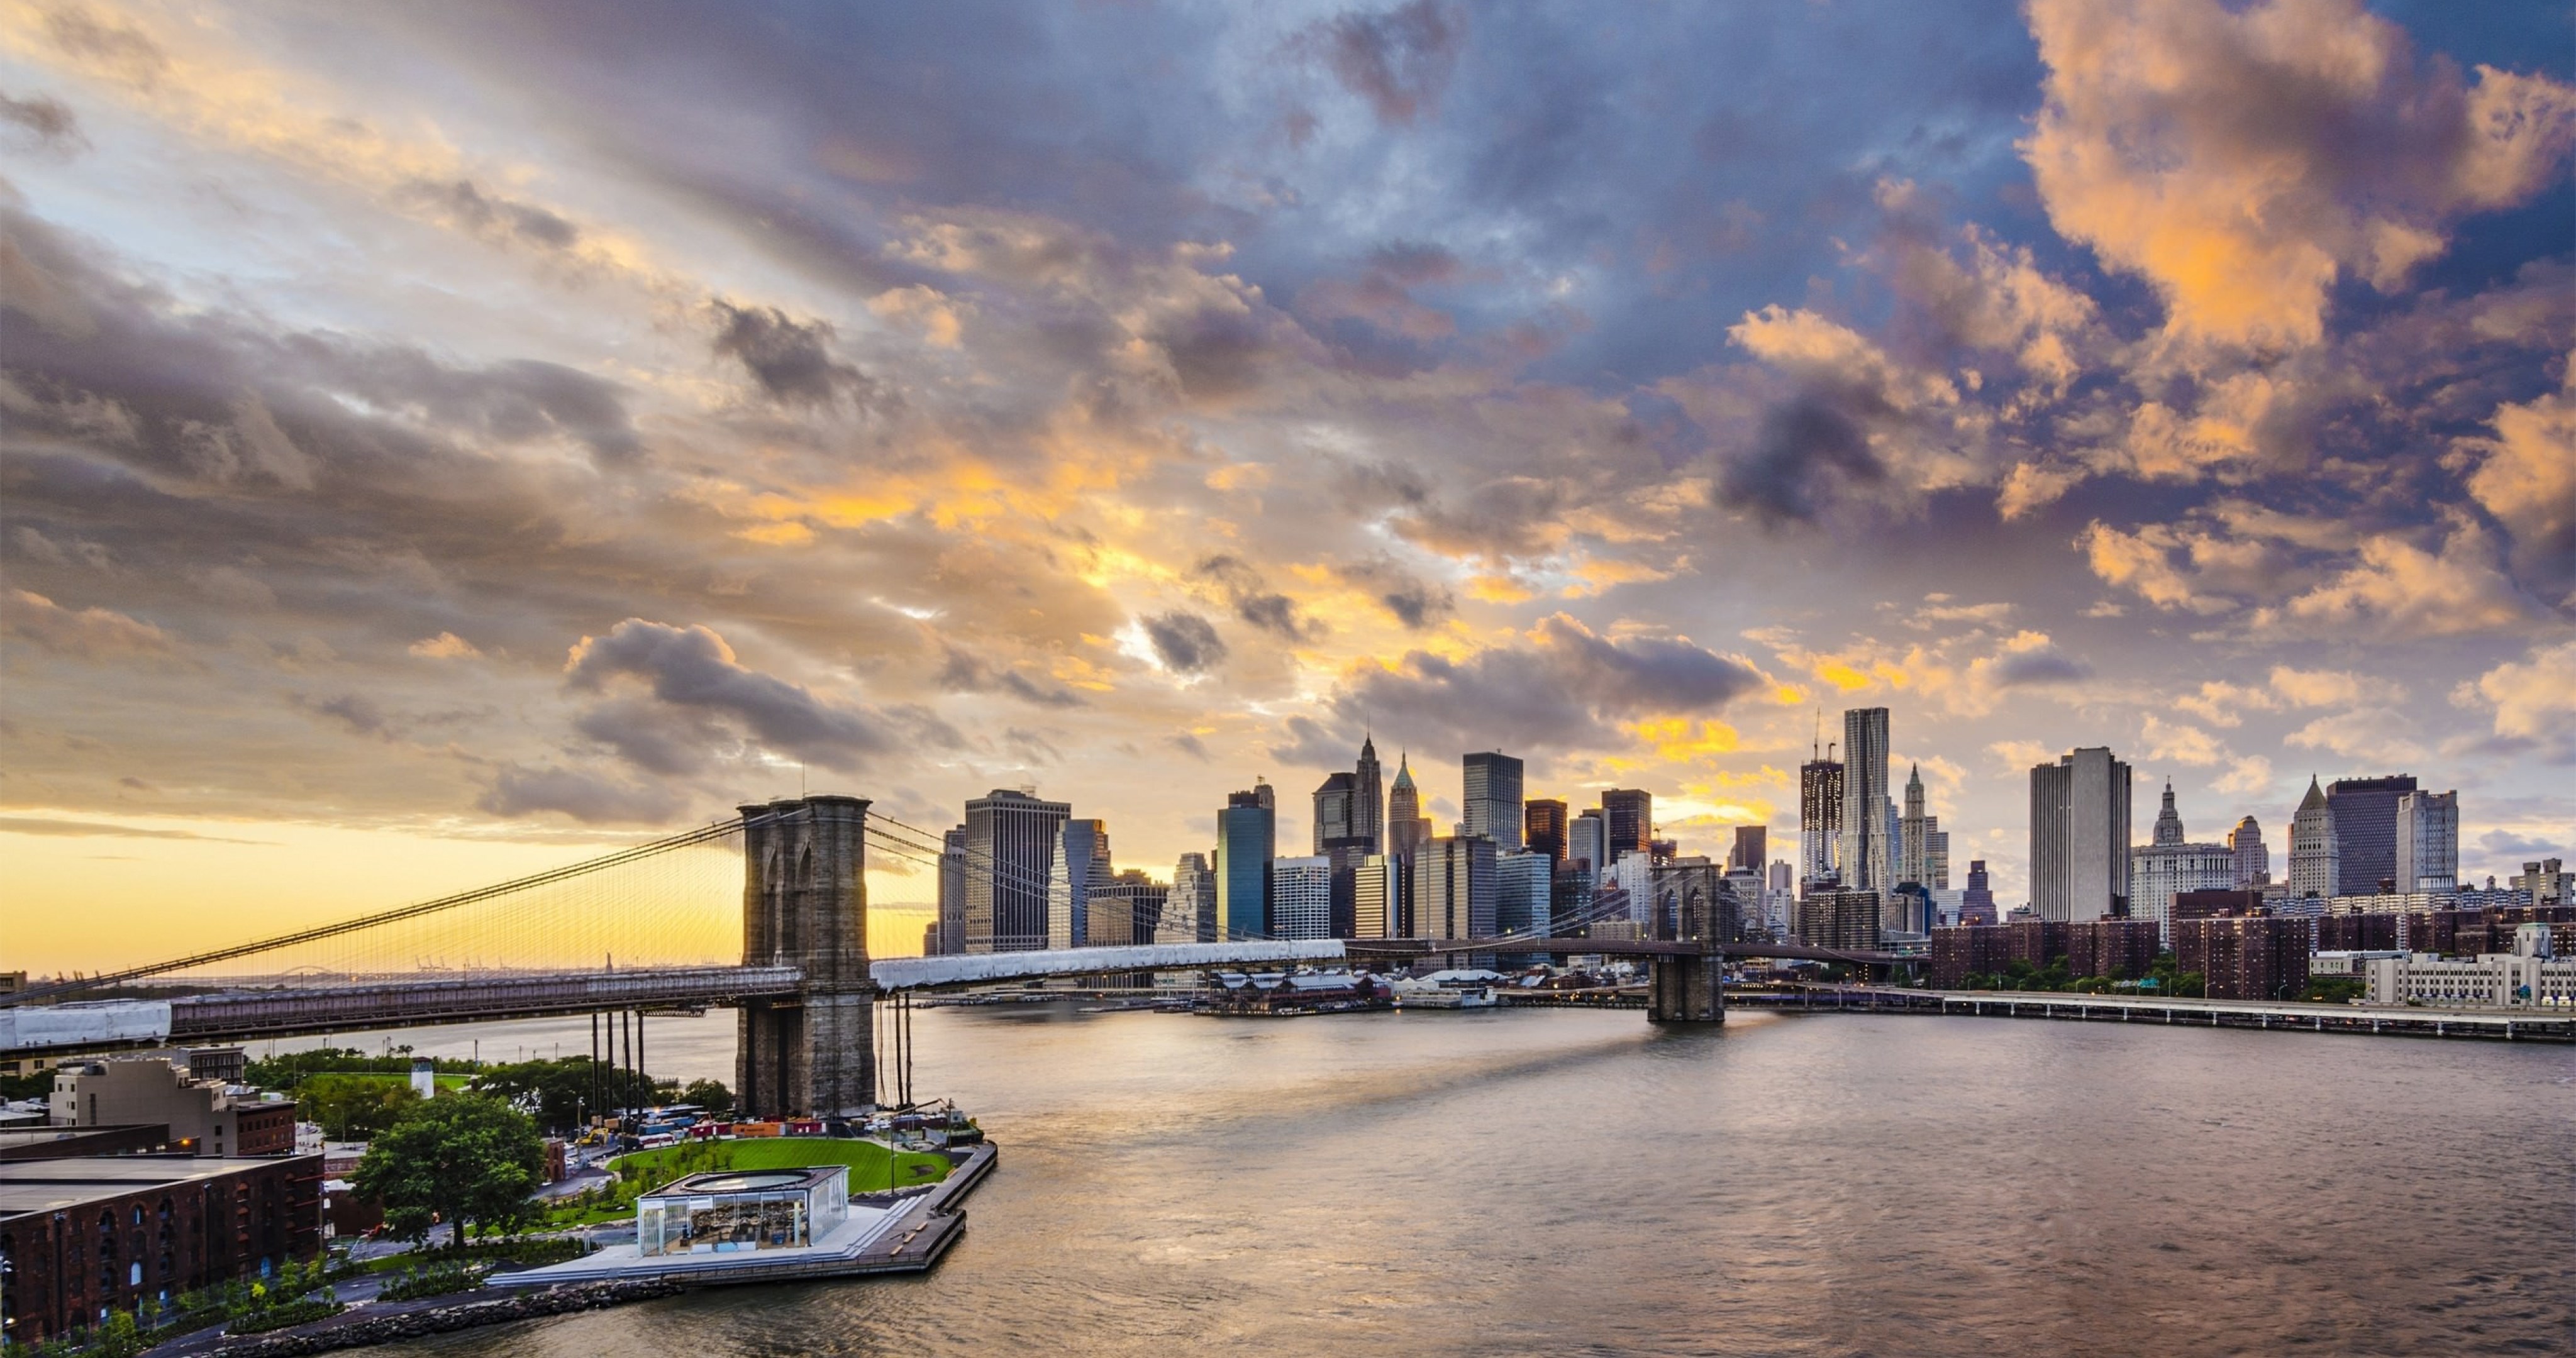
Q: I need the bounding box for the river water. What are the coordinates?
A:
[338,1003,2572,1357]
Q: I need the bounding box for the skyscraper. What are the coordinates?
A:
[1269,855,1334,940]
[1353,734,1385,854]
[2128,780,2234,932]
[2289,777,2338,899]
[1525,798,1570,864]
[1960,859,1997,926]
[1312,771,1357,853]
[1046,817,1111,949]
[1496,849,1553,940]
[1463,751,1526,849]
[1172,852,1218,943]
[1089,868,1169,948]
[2329,775,2418,894]
[1568,809,1607,896]
[1601,788,1653,864]
[1839,707,1892,893]
[1216,788,1275,940]
[2394,790,2458,893]
[2028,747,2132,922]
[1386,753,1432,863]
[1729,825,1767,874]
[1898,763,1931,885]
[1354,854,1400,938]
[2229,815,2270,887]
[1413,834,1497,940]
[935,825,968,956]
[963,788,1071,952]
[1799,752,1843,889]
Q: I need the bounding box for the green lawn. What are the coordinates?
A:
[613,1137,950,1191]
[541,1137,949,1228]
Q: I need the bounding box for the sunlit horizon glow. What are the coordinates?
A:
[1,1,2570,975]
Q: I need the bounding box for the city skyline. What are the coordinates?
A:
[3,1,2572,973]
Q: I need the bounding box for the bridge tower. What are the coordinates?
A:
[1646,874,1726,1024]
[735,795,877,1118]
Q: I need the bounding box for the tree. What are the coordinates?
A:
[298,1074,420,1141]
[678,1078,734,1114]
[470,1057,655,1134]
[354,1093,547,1245]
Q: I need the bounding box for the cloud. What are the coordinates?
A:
[1982,631,2092,687]
[0,88,86,154]
[2451,639,2576,761]
[292,691,392,739]
[2284,707,2421,765]
[2261,521,2537,638]
[0,815,269,844]
[2,588,178,661]
[1333,613,1763,751]
[2023,0,2576,351]
[1267,714,1354,770]
[2453,377,2576,600]
[935,644,1085,708]
[397,178,582,251]
[477,763,687,824]
[2479,828,2560,859]
[1195,555,1324,642]
[409,632,481,659]
[565,619,914,770]
[709,300,877,407]
[2140,714,2224,766]
[1140,611,1226,673]
[1300,1,1463,125]
[1336,557,1456,630]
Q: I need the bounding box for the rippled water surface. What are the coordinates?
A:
[350,1005,2573,1357]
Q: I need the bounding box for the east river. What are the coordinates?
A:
[325,1003,2572,1357]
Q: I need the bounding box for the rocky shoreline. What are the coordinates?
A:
[209,1279,683,1357]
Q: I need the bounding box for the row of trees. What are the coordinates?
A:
[1956,952,2208,996]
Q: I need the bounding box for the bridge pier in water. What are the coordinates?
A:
[1645,949,1725,1023]
[735,795,878,1120]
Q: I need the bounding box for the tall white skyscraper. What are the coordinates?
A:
[1269,855,1334,940]
[2394,790,2458,894]
[2028,747,2132,922]
[1838,708,1891,893]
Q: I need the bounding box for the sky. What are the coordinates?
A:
[2,0,2571,973]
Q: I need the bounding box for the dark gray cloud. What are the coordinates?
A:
[0,89,85,153]
[1721,389,1890,527]
[709,299,877,408]
[1167,732,1211,761]
[1301,1,1463,125]
[1140,611,1225,673]
[565,619,903,769]
[1336,556,1455,629]
[935,643,1085,708]
[1991,641,2092,687]
[397,178,581,251]
[1335,613,1763,751]
[292,690,392,738]
[1192,555,1324,642]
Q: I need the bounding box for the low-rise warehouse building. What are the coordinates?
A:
[0,1154,322,1345]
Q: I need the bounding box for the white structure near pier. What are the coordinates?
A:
[2366,925,2574,1008]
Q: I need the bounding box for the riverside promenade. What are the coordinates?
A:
[1730,986,2576,1042]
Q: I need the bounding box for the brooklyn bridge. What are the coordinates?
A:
[0,795,1904,1115]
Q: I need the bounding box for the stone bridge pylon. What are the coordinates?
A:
[735,795,876,1118]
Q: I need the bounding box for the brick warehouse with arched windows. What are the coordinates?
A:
[0,1154,320,1344]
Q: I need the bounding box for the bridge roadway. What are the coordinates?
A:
[0,936,1909,1058]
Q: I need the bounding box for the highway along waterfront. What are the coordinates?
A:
[325,1002,2568,1357]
